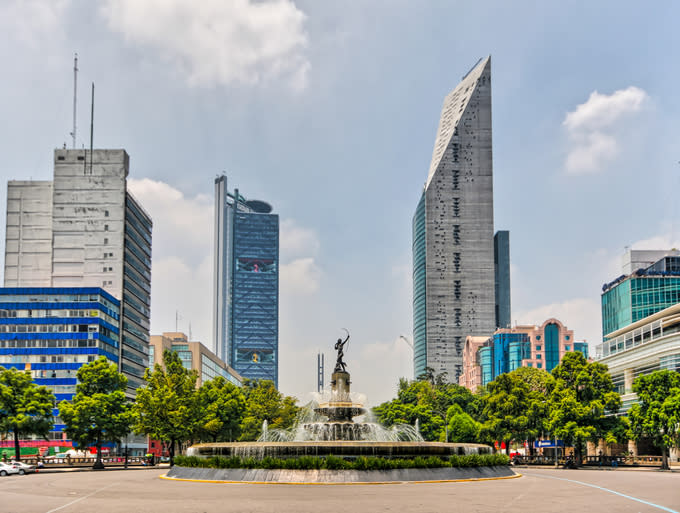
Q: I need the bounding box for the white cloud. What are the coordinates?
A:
[280,257,322,296]
[515,297,602,353]
[631,234,680,251]
[0,0,71,46]
[128,178,212,266]
[127,178,214,343]
[100,0,310,90]
[354,337,413,406]
[563,86,648,174]
[280,219,320,260]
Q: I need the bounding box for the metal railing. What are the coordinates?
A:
[15,456,149,468]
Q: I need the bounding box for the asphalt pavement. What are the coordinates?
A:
[0,466,677,513]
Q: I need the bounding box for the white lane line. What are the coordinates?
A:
[45,482,118,513]
[524,472,679,513]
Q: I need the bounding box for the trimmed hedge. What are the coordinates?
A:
[174,453,509,470]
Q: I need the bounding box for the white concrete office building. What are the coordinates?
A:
[4,149,152,394]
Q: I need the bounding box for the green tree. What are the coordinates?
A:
[133,350,198,465]
[196,377,246,442]
[59,357,131,469]
[0,366,55,461]
[373,378,479,441]
[629,370,680,470]
[480,373,531,454]
[547,352,621,465]
[238,379,299,441]
[510,367,555,455]
[446,404,481,443]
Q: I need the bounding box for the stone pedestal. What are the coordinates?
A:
[331,371,351,400]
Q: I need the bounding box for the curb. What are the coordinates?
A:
[158,472,522,486]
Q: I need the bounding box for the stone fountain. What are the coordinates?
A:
[184,331,493,464]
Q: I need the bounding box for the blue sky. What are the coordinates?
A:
[0,1,678,405]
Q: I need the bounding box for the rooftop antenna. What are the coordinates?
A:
[89,82,94,175]
[70,53,78,149]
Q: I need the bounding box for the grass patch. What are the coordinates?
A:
[174,453,509,470]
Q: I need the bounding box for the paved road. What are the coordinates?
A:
[0,467,678,513]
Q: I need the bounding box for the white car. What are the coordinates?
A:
[0,462,20,476]
[10,461,36,475]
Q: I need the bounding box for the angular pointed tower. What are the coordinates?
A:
[413,57,495,382]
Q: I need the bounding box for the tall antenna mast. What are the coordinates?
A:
[70,53,78,149]
[89,82,94,175]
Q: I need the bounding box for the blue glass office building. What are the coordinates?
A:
[602,256,680,337]
[213,177,279,386]
[0,287,120,439]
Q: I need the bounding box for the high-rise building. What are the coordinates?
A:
[3,149,152,395]
[601,249,680,337]
[412,57,497,382]
[459,318,588,390]
[494,231,511,329]
[213,176,279,386]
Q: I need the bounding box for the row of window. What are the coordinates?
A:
[0,339,107,349]
[0,354,98,364]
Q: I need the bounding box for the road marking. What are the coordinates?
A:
[45,482,118,513]
[524,472,679,513]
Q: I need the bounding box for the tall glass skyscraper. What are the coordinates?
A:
[412,57,505,382]
[213,176,279,386]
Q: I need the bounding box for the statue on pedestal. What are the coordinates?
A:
[334,329,350,373]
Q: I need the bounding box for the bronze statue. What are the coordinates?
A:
[334,329,350,373]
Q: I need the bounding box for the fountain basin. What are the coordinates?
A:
[165,465,516,484]
[187,441,492,460]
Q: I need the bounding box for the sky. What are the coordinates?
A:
[0,0,678,406]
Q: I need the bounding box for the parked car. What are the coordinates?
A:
[10,461,36,475]
[0,462,20,476]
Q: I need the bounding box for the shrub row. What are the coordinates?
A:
[174,453,509,470]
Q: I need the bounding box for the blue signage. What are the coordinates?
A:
[534,440,564,448]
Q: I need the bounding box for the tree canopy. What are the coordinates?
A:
[373,375,478,441]
[195,376,246,442]
[239,379,299,441]
[59,357,131,468]
[0,366,55,461]
[133,350,198,465]
[629,369,680,469]
[547,352,622,463]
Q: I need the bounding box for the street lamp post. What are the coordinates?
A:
[124,433,129,469]
[399,335,414,350]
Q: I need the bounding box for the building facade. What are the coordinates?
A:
[602,250,680,337]
[0,287,120,440]
[149,332,242,387]
[494,231,511,329]
[412,57,507,383]
[459,319,589,390]
[596,303,680,461]
[213,176,279,386]
[597,302,680,414]
[4,149,152,395]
